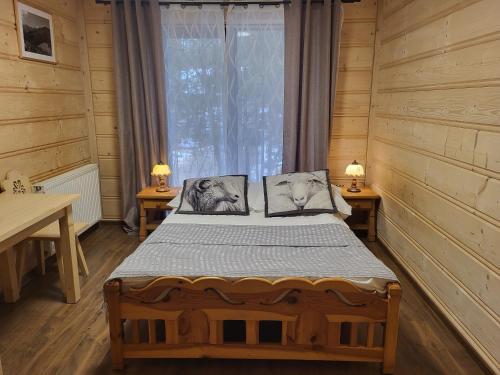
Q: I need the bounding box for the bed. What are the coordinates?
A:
[105,199,401,373]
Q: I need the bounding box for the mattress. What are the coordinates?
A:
[109,211,398,293]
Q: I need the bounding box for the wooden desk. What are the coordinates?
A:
[0,193,80,303]
[137,187,178,241]
[341,186,380,241]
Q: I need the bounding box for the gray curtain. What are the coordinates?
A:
[282,0,342,173]
[111,0,168,228]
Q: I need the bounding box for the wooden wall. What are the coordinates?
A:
[81,0,120,220]
[366,0,500,372]
[329,0,377,186]
[0,0,91,182]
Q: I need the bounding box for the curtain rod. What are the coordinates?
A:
[95,0,359,5]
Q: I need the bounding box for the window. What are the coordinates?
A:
[161,5,284,186]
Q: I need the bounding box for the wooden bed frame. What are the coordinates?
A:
[105,276,401,373]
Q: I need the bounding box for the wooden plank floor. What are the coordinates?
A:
[0,224,489,375]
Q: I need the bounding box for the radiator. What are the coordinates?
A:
[34,164,102,231]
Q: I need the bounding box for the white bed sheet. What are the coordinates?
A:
[113,211,394,294]
[163,210,350,227]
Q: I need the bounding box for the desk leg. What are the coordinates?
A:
[0,247,20,303]
[59,205,80,303]
[139,200,146,242]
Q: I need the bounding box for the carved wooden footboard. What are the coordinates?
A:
[104,277,401,374]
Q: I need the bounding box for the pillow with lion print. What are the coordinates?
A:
[263,170,337,217]
[177,175,249,215]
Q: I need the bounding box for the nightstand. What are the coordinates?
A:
[341,186,380,242]
[137,187,179,241]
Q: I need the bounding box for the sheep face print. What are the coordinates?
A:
[177,175,249,215]
[263,170,337,217]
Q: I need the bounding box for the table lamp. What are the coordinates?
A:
[151,162,172,192]
[345,160,364,193]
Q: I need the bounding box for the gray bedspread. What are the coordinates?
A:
[109,223,397,282]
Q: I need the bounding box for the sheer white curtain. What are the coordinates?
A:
[226,5,284,181]
[161,5,284,185]
[161,6,226,185]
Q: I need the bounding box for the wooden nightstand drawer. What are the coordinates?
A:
[348,200,373,209]
[143,200,173,210]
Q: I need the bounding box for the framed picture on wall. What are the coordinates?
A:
[15,1,56,63]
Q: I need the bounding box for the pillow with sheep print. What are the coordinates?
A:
[176,175,249,215]
[249,182,351,216]
[263,170,337,217]
[171,182,263,211]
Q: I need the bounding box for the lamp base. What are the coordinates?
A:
[347,187,361,193]
[347,178,361,193]
[155,186,170,193]
[155,175,170,192]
